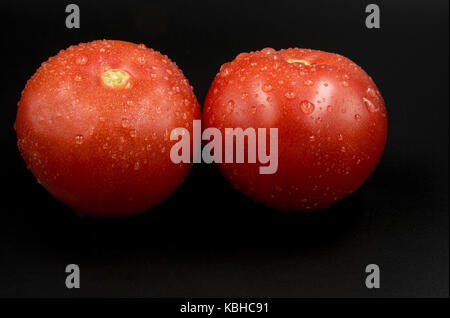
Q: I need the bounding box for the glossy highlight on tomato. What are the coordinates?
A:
[203,48,387,211]
[15,40,200,217]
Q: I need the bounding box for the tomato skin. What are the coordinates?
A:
[203,48,387,211]
[15,40,200,217]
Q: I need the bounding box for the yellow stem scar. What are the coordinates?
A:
[101,69,131,88]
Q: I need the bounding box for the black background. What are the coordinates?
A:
[0,0,448,298]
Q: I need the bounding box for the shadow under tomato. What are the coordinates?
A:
[19,163,367,263]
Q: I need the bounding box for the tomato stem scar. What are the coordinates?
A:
[286,59,311,66]
[101,69,131,88]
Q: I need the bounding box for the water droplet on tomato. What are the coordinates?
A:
[130,129,137,138]
[354,114,361,120]
[261,48,276,55]
[366,87,377,98]
[285,91,296,99]
[300,100,315,114]
[363,97,378,113]
[341,81,349,87]
[121,118,130,128]
[221,66,231,77]
[75,135,84,144]
[340,146,346,152]
[327,105,333,112]
[303,80,313,86]
[75,55,87,65]
[337,133,344,141]
[226,100,235,113]
[136,56,146,64]
[262,84,273,92]
[134,161,140,170]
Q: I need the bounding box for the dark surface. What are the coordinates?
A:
[0,0,448,297]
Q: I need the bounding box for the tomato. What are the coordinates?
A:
[15,40,200,217]
[203,48,387,211]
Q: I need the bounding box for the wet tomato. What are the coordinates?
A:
[15,40,200,217]
[203,48,387,211]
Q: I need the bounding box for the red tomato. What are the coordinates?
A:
[203,48,387,211]
[15,40,200,217]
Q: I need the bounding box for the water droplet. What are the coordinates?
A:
[303,80,313,86]
[356,158,361,165]
[363,97,378,113]
[103,143,109,150]
[341,81,349,87]
[121,118,130,128]
[354,114,361,120]
[130,129,137,138]
[261,48,276,55]
[134,161,140,170]
[221,67,231,77]
[299,100,315,114]
[74,75,82,81]
[99,116,105,122]
[309,135,316,142]
[323,83,329,87]
[285,91,296,99]
[156,106,161,114]
[262,84,273,92]
[250,105,257,114]
[337,133,344,141]
[75,135,84,144]
[75,55,87,65]
[226,100,235,113]
[340,146,346,152]
[367,87,377,98]
[327,105,333,112]
[241,93,248,100]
